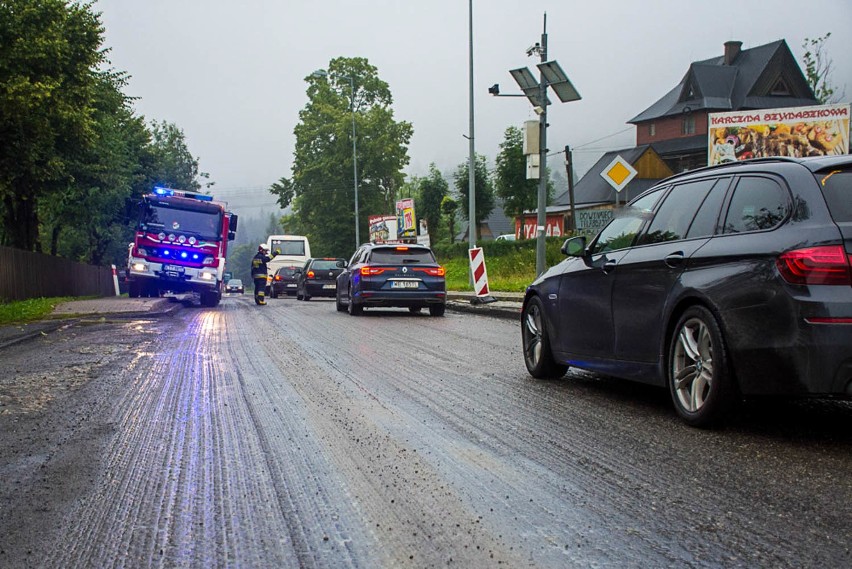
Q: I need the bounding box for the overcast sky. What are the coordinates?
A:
[95,0,852,207]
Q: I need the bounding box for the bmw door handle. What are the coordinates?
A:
[602,259,618,273]
[664,252,685,268]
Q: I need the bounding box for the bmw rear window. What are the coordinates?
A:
[817,169,852,222]
[370,247,435,264]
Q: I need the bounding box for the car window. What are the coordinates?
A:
[369,247,435,264]
[276,267,297,276]
[686,178,729,238]
[310,260,341,270]
[348,248,363,266]
[816,169,852,223]
[722,176,790,233]
[639,179,719,245]
[591,188,664,254]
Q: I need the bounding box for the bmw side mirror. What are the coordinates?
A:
[562,235,588,257]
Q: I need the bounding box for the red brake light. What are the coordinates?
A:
[274,275,281,281]
[360,266,387,276]
[307,270,315,278]
[413,266,445,277]
[395,246,409,251]
[777,245,852,285]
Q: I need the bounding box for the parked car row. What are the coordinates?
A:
[264,245,447,317]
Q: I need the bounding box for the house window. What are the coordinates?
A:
[770,78,790,96]
[682,115,695,135]
[648,123,656,137]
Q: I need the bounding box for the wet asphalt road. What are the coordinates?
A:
[0,294,850,568]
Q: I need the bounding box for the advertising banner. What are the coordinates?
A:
[396,198,417,239]
[369,215,397,243]
[708,103,850,166]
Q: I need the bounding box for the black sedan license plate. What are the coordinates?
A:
[391,281,419,289]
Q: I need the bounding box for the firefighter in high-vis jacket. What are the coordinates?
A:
[251,244,273,305]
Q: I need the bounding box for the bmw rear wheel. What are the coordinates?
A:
[521,296,567,378]
[668,306,735,428]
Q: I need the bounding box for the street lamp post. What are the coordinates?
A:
[488,14,581,276]
[312,69,360,248]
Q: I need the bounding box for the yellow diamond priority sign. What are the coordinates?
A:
[600,155,638,193]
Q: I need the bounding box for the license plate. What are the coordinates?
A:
[391,281,419,289]
[163,264,184,274]
[287,284,297,288]
[322,284,335,289]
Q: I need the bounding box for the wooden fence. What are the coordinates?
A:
[0,246,116,302]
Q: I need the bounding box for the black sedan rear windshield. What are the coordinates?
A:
[310,260,342,270]
[370,247,435,264]
[817,169,851,222]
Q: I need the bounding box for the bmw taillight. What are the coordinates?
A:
[360,266,387,276]
[413,266,446,277]
[777,245,852,285]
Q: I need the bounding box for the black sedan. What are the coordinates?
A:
[296,258,346,300]
[224,278,243,294]
[336,243,446,316]
[270,266,300,298]
[522,155,852,427]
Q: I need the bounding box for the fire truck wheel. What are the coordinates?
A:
[201,290,220,308]
[128,281,141,298]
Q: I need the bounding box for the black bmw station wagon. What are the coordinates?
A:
[522,155,852,427]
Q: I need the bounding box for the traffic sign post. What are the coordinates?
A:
[600,154,638,206]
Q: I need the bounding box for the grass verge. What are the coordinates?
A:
[0,297,78,325]
[434,237,568,292]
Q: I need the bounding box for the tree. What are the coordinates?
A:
[418,164,449,243]
[269,57,413,257]
[440,195,458,244]
[453,154,494,241]
[0,0,106,251]
[494,126,556,220]
[802,33,843,104]
[148,120,211,192]
[42,70,148,265]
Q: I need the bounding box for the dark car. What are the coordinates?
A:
[336,243,446,316]
[296,258,346,300]
[270,265,301,298]
[522,155,852,427]
[225,278,243,294]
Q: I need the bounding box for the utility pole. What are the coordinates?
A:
[535,14,548,277]
[565,145,576,232]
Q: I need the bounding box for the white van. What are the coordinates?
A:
[265,235,311,291]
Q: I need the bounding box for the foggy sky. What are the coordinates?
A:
[95,0,852,208]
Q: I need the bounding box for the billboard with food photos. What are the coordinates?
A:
[708,103,850,166]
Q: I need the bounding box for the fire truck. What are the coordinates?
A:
[126,187,237,307]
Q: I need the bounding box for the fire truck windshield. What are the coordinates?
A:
[141,203,222,241]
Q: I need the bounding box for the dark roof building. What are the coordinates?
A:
[552,145,672,209]
[629,39,819,172]
[455,197,515,242]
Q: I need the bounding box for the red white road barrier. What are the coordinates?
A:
[111,264,120,296]
[468,247,490,297]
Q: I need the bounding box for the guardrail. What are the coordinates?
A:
[0,246,116,302]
